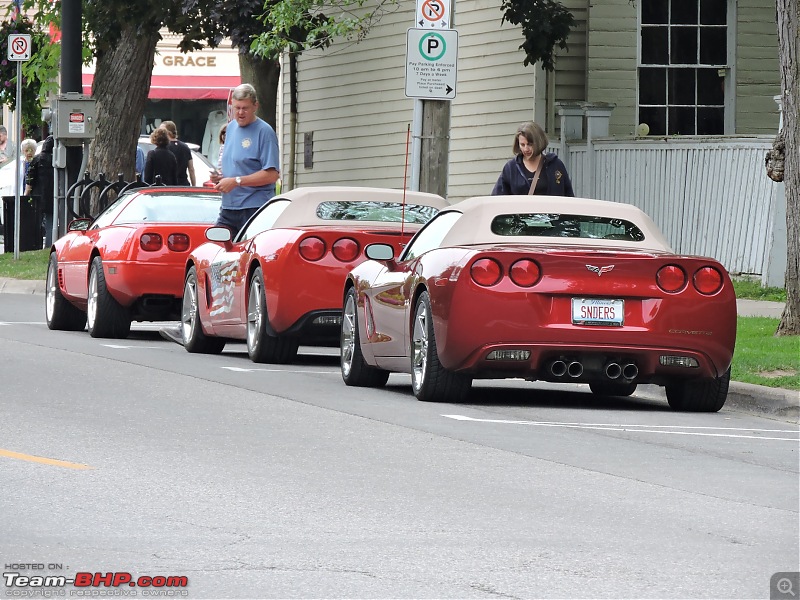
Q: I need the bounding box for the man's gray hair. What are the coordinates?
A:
[231,83,258,104]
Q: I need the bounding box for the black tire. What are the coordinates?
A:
[87,256,131,339]
[340,287,390,387]
[410,291,471,402]
[247,268,299,364]
[181,266,225,354]
[666,367,731,412]
[45,253,86,331]
[589,381,638,397]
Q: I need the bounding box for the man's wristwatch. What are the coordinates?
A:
[235,176,242,187]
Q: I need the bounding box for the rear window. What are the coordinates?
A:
[490,213,645,241]
[316,201,438,224]
[114,192,221,224]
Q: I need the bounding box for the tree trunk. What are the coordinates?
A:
[776,0,799,336]
[87,25,159,214]
[239,53,280,129]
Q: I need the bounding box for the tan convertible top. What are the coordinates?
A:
[270,186,448,228]
[440,195,674,252]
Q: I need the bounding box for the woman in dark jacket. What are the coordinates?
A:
[491,121,574,197]
[144,128,178,185]
[25,135,55,246]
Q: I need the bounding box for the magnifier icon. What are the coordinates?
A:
[778,578,796,596]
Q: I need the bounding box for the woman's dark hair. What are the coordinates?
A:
[150,128,169,148]
[513,121,548,156]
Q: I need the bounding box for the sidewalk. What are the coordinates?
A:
[1,277,797,420]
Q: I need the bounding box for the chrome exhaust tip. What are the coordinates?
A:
[605,362,622,380]
[550,360,567,377]
[567,361,584,378]
[622,363,639,380]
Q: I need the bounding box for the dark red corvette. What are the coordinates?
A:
[180,186,447,362]
[45,188,221,338]
[341,195,737,411]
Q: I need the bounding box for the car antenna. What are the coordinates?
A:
[401,123,410,239]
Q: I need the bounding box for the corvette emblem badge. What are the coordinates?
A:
[586,264,615,276]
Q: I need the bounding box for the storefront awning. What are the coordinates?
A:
[81,74,240,101]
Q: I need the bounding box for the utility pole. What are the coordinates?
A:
[58,0,83,238]
[419,100,450,198]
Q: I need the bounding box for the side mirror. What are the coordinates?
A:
[205,226,232,243]
[365,243,394,261]
[67,218,92,232]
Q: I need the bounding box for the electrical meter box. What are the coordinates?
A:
[50,93,97,142]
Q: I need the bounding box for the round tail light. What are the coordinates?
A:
[168,233,190,252]
[332,238,360,262]
[299,236,326,261]
[693,266,723,295]
[140,233,163,252]
[656,265,687,293]
[470,258,502,287]
[509,259,541,287]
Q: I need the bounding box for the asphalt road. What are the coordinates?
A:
[1,294,798,599]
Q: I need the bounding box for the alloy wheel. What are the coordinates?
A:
[87,267,98,330]
[341,293,357,378]
[411,301,428,392]
[181,276,198,343]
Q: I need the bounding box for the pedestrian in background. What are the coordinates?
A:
[217,123,227,171]
[211,83,280,237]
[491,121,574,197]
[0,126,14,163]
[135,145,145,180]
[160,121,195,186]
[25,135,55,247]
[19,138,37,191]
[144,128,177,186]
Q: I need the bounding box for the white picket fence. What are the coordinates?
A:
[559,136,786,287]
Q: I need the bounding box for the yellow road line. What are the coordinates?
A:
[0,448,93,470]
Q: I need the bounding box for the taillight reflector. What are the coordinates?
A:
[299,236,326,261]
[168,233,190,252]
[471,258,502,287]
[332,238,360,262]
[140,233,163,252]
[656,265,686,293]
[693,266,723,295]
[509,259,541,287]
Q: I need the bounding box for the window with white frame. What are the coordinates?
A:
[638,0,728,135]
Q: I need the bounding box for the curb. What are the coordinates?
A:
[0,277,45,295]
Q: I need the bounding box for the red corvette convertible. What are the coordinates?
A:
[341,195,738,412]
[180,186,448,361]
[45,188,221,338]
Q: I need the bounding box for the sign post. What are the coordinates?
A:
[8,33,32,260]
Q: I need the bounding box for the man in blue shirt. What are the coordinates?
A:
[211,83,280,236]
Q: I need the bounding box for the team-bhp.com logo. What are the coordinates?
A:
[3,571,189,597]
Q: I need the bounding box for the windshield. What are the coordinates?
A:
[490,213,646,241]
[92,192,221,228]
[315,201,439,224]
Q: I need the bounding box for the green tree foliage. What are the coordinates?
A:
[0,11,60,130]
[500,0,575,70]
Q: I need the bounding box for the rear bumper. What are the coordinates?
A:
[448,341,731,383]
[104,261,185,305]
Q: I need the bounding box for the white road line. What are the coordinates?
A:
[442,415,799,441]
[221,366,338,374]
[0,321,47,325]
[102,344,163,349]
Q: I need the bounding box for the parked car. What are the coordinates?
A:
[181,186,449,361]
[45,187,221,338]
[340,195,738,412]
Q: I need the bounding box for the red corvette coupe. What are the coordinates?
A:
[180,186,448,361]
[341,195,738,412]
[45,188,221,338]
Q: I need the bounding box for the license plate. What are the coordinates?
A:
[572,298,624,326]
